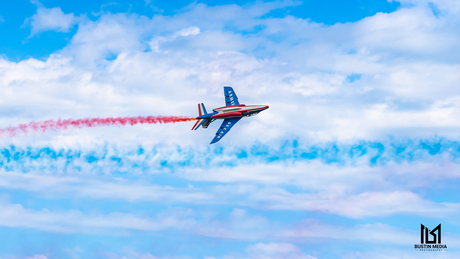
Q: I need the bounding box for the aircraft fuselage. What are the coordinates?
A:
[197,104,269,120]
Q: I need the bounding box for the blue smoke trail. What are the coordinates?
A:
[0,137,457,175]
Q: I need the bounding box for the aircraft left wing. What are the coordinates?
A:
[210,117,241,144]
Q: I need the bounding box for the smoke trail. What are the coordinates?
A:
[0,116,196,137]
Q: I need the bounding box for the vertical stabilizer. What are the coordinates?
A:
[192,103,208,130]
[198,103,207,116]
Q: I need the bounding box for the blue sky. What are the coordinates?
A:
[0,0,400,60]
[1,0,460,258]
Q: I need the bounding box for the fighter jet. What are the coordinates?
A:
[192,86,269,144]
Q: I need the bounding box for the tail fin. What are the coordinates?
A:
[192,103,208,130]
[198,103,207,116]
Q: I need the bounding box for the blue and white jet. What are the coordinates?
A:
[192,86,269,144]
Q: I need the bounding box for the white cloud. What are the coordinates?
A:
[102,246,194,259]
[343,249,456,259]
[150,26,201,53]
[63,247,83,259]
[0,167,458,219]
[98,241,460,259]
[24,6,79,36]
[394,0,460,14]
[1,195,460,253]
[0,199,198,234]
[101,242,315,259]
[242,243,316,259]
[27,256,48,259]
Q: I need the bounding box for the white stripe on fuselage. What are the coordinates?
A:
[213,105,266,114]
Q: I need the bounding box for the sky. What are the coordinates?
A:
[0,0,460,258]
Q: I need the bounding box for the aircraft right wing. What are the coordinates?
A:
[224,86,240,106]
[210,117,241,144]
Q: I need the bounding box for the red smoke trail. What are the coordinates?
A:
[0,116,196,137]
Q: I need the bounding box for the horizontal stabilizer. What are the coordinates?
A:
[191,119,205,130]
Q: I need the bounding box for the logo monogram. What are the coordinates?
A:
[421,224,441,244]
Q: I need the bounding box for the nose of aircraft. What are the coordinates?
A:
[263,105,269,110]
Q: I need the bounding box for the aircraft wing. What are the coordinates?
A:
[210,117,241,144]
[224,86,240,106]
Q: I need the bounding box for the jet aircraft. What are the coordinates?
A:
[192,86,269,144]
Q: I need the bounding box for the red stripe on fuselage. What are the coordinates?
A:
[211,111,243,119]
